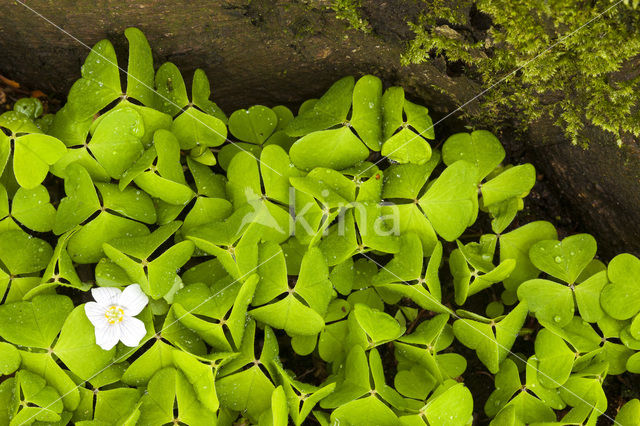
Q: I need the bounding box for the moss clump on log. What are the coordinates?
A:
[391,0,640,147]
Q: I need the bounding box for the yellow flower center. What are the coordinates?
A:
[104,306,125,324]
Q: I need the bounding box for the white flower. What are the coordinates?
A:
[84,284,149,350]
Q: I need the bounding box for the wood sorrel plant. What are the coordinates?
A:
[0,28,638,425]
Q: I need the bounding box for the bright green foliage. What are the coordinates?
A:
[450,236,516,305]
[5,370,65,425]
[616,399,640,425]
[442,130,504,180]
[518,234,599,327]
[534,329,575,388]
[351,75,383,150]
[380,87,434,165]
[0,29,638,426]
[418,160,476,241]
[0,342,20,375]
[228,105,278,144]
[453,302,528,373]
[0,295,72,349]
[0,113,67,189]
[601,253,640,320]
[290,127,369,170]
[498,220,558,291]
[485,358,562,423]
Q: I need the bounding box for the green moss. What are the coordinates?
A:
[291,18,317,40]
[329,0,371,33]
[403,0,640,147]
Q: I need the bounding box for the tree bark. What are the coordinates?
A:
[0,0,479,113]
[528,119,640,258]
[1,0,638,257]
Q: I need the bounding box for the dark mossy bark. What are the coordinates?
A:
[528,119,640,258]
[0,0,478,113]
[1,0,639,257]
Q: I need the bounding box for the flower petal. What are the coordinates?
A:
[118,284,149,316]
[91,286,122,306]
[94,324,120,351]
[84,302,108,328]
[118,316,147,347]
